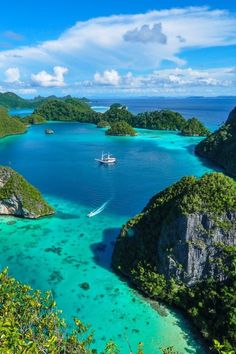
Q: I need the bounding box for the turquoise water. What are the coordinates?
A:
[0,122,215,353]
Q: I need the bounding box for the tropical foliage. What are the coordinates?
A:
[0,108,27,138]
[106,120,137,136]
[196,106,236,176]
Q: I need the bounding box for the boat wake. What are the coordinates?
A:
[87,199,111,218]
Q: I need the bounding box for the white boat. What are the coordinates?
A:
[95,152,116,164]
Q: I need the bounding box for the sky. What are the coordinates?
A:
[0,0,236,97]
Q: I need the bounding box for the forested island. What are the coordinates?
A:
[106,120,137,136]
[112,173,236,353]
[32,98,209,137]
[0,167,54,218]
[0,108,27,138]
[196,106,236,176]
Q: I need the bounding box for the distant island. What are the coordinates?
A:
[0,166,54,218]
[106,120,137,136]
[0,91,88,110]
[33,97,210,137]
[112,172,236,353]
[196,106,236,176]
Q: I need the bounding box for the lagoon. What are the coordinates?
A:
[0,119,216,353]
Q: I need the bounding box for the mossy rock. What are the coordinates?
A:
[0,166,54,218]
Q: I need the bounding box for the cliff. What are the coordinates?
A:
[196,107,236,176]
[0,167,54,218]
[112,173,236,351]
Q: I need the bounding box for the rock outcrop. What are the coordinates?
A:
[112,173,236,351]
[195,106,236,176]
[112,173,236,285]
[0,167,54,218]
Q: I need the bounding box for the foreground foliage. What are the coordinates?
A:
[0,269,150,353]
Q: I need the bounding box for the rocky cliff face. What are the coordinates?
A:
[195,107,236,176]
[112,173,236,285]
[0,167,54,219]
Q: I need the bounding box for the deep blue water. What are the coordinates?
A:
[1,97,232,353]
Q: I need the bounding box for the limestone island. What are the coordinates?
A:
[106,120,137,136]
[34,97,209,137]
[112,172,236,352]
[0,167,54,218]
[196,106,236,176]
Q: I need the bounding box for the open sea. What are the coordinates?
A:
[3,97,235,353]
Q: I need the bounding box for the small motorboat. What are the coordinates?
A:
[45,129,54,135]
[95,152,116,164]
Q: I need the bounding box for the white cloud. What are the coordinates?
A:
[94,69,121,85]
[31,66,68,87]
[0,7,235,74]
[5,67,20,82]
[124,23,167,44]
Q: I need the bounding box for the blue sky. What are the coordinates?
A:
[0,0,236,97]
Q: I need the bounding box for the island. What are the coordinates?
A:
[134,110,210,136]
[181,117,210,136]
[34,98,101,123]
[112,172,236,352]
[196,106,236,176]
[0,166,54,218]
[0,108,27,138]
[106,120,137,136]
[23,113,47,125]
[1,92,209,138]
[96,120,110,128]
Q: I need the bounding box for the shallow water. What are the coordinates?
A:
[0,122,215,353]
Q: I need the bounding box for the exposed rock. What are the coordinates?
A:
[0,166,54,219]
[112,173,236,285]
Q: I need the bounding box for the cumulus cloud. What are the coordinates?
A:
[124,23,167,44]
[79,67,233,96]
[31,66,68,87]
[0,7,235,74]
[94,69,120,85]
[5,67,20,82]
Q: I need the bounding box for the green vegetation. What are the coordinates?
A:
[134,110,186,130]
[97,120,110,128]
[20,113,47,125]
[0,92,36,109]
[181,117,210,136]
[0,166,54,218]
[0,92,89,110]
[0,93,209,137]
[196,106,236,176]
[0,268,118,353]
[103,103,134,123]
[0,108,27,138]
[134,111,209,136]
[106,120,137,136]
[112,173,236,352]
[35,98,101,123]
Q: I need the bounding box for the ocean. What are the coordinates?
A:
[3,97,234,353]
